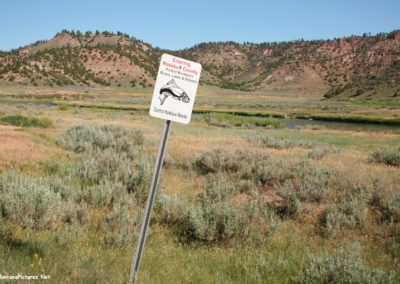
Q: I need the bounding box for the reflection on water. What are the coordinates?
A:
[283,118,399,132]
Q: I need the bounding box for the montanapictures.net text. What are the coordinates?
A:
[0,274,50,280]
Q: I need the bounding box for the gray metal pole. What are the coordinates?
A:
[129,119,172,283]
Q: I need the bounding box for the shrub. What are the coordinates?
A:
[101,199,140,246]
[296,242,395,283]
[256,135,316,149]
[369,146,400,167]
[73,180,125,208]
[181,201,247,243]
[194,149,260,175]
[199,177,238,203]
[248,157,289,187]
[384,224,400,258]
[307,144,339,160]
[177,176,268,243]
[154,191,184,226]
[319,196,366,238]
[75,149,133,185]
[0,115,53,128]
[370,179,400,223]
[251,158,332,203]
[57,124,151,200]
[194,149,240,174]
[276,162,332,203]
[45,175,75,200]
[0,171,62,229]
[57,123,144,156]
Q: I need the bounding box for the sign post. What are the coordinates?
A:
[129,54,201,283]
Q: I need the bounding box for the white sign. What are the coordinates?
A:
[149,53,202,124]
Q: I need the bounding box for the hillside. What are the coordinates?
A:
[0,30,399,99]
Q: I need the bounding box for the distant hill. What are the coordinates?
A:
[0,29,399,99]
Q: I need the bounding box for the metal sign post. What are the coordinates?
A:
[129,119,171,283]
[129,54,201,283]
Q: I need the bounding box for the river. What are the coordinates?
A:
[283,118,399,132]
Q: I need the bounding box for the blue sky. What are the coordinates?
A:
[1,0,399,51]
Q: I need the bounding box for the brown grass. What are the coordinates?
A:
[0,125,65,173]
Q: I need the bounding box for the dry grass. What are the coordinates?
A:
[0,125,66,173]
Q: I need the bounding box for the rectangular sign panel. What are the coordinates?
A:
[149,53,202,124]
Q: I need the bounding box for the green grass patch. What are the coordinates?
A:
[196,112,283,128]
[0,115,53,128]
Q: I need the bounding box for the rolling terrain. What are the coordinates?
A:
[0,29,399,100]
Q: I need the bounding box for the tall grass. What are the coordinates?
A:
[0,115,53,128]
[196,112,283,128]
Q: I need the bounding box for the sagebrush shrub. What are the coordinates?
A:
[101,199,141,246]
[57,123,144,156]
[181,201,244,243]
[76,149,132,185]
[0,171,62,229]
[256,135,317,149]
[194,149,268,175]
[369,146,400,167]
[57,124,151,200]
[178,175,266,243]
[200,176,238,203]
[307,144,340,160]
[276,162,331,203]
[384,224,400,258]
[370,179,400,223]
[249,157,288,187]
[194,149,240,174]
[154,191,184,225]
[319,197,366,238]
[296,242,395,283]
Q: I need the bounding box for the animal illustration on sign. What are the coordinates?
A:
[158,79,190,105]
